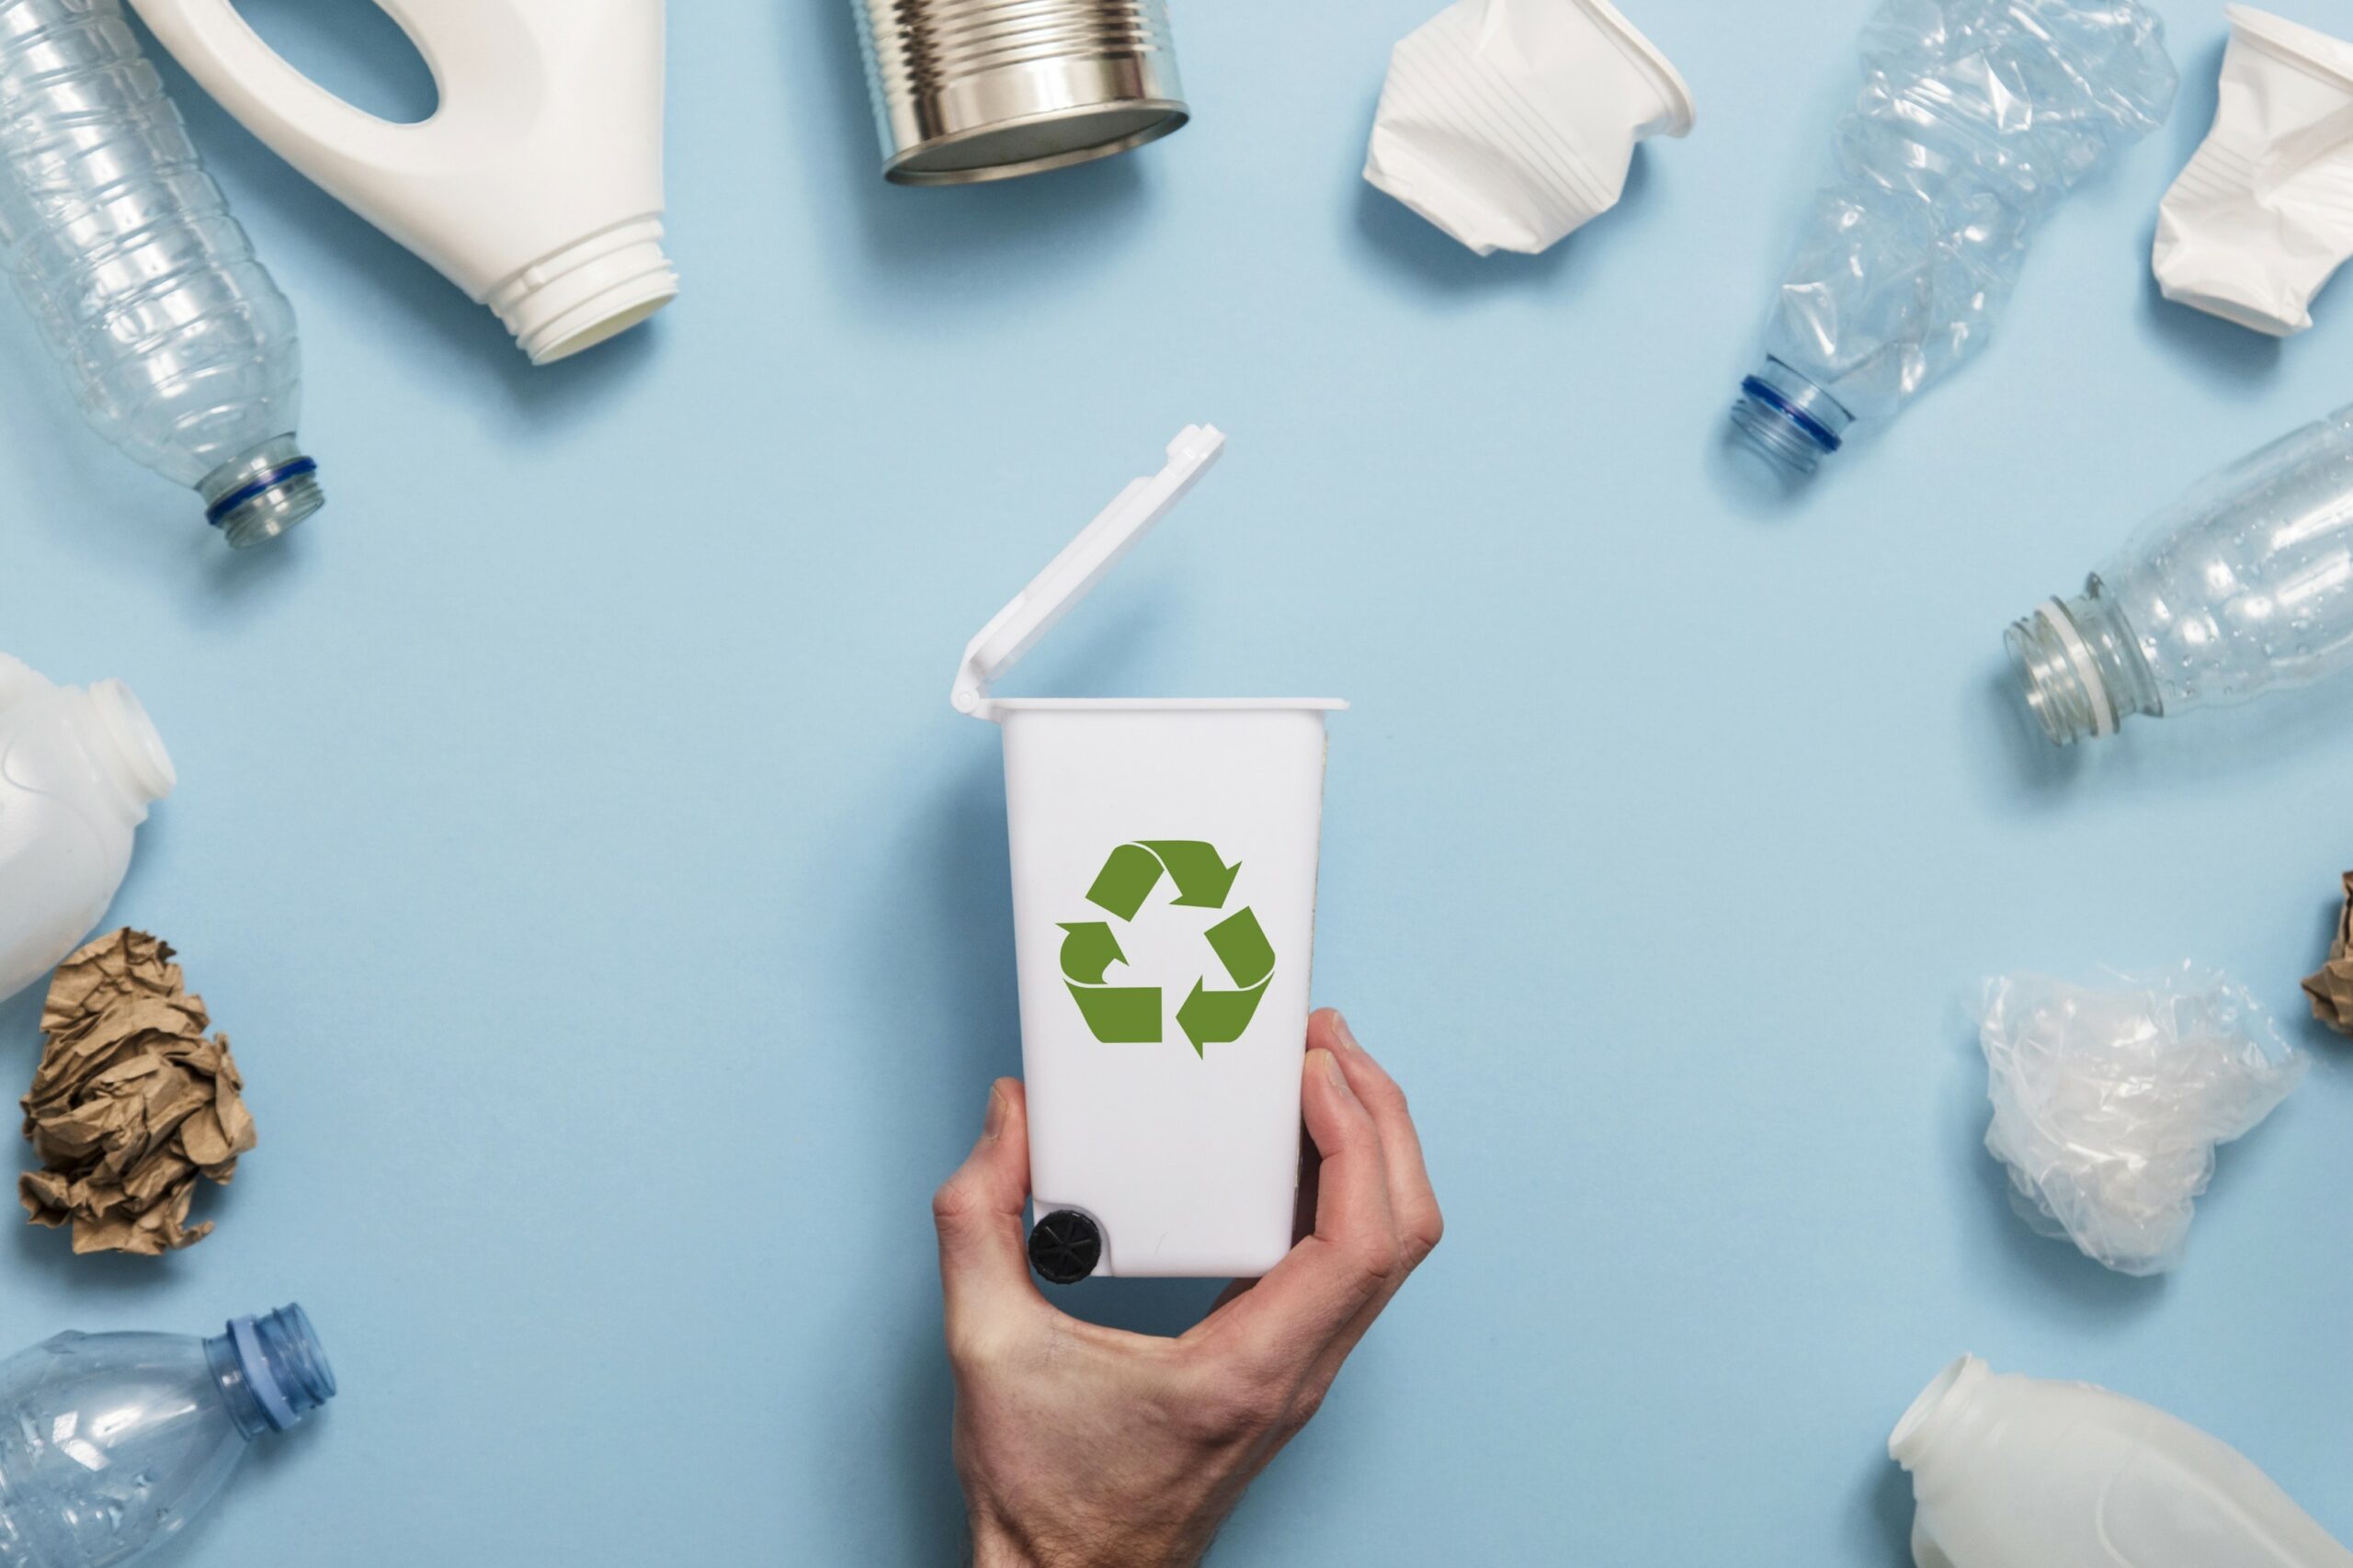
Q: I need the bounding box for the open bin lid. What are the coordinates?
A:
[953,425,1228,722]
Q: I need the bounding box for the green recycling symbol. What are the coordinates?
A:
[1058,841,1276,1057]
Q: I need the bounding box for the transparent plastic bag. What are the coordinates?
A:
[1975,965,2303,1276]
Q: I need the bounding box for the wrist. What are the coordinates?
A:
[968,1518,1035,1568]
[964,1506,1206,1568]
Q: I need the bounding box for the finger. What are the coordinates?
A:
[1209,1047,1398,1360]
[1297,1046,1395,1256]
[933,1079,1045,1333]
[1279,1015,1445,1405]
[1314,1009,1443,1268]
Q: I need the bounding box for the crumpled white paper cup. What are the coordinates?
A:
[1364,0,1695,257]
[2154,6,2353,337]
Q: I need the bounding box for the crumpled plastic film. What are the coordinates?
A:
[1975,965,2302,1276]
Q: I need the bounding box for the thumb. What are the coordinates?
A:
[933,1079,1042,1330]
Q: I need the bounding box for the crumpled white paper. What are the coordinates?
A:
[1975,965,2303,1277]
[1364,0,1694,256]
[2153,6,2353,337]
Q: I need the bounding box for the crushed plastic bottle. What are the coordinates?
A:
[1732,0,2177,474]
[0,1305,335,1566]
[0,0,321,546]
[2009,402,2353,743]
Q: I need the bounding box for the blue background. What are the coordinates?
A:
[1,0,2349,1562]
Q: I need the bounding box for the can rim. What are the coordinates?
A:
[885,101,1189,186]
[990,699,1349,712]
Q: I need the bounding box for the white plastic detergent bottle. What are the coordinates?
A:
[0,653,51,716]
[1893,1356,2353,1568]
[129,0,675,365]
[0,658,176,1005]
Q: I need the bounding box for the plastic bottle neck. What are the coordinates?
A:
[486,221,678,365]
[198,435,323,549]
[202,1305,337,1442]
[61,681,176,822]
[2005,578,2162,744]
[1733,357,1854,475]
[1889,1354,1990,1473]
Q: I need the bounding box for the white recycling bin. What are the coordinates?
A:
[954,426,1344,1281]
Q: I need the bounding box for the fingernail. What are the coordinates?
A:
[1331,1012,1361,1052]
[1310,1048,1347,1089]
[983,1084,1008,1139]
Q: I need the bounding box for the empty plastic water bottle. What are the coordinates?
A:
[2009,403,2353,744]
[0,0,321,546]
[0,1305,335,1566]
[1731,0,2177,475]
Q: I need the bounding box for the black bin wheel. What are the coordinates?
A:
[1028,1210,1102,1285]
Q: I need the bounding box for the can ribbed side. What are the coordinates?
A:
[853,0,1186,182]
[857,0,1176,103]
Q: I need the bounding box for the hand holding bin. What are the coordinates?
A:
[955,427,1344,1282]
[130,0,676,365]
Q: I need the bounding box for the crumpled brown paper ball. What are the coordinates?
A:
[19,929,256,1255]
[2303,872,2353,1036]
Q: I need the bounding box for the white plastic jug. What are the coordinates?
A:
[0,653,53,715]
[0,662,176,1005]
[954,427,1345,1281]
[129,0,676,365]
[1892,1355,2353,1568]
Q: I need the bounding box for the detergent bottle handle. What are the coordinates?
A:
[129,0,415,172]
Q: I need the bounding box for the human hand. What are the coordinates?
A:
[933,1008,1442,1568]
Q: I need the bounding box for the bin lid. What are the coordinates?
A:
[952,425,1226,722]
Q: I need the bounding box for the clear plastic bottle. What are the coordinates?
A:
[1731,0,2177,475]
[0,0,321,546]
[0,1304,335,1566]
[2008,403,2353,744]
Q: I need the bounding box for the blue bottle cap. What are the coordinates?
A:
[228,1304,337,1433]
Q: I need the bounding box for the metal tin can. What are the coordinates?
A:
[851,0,1188,186]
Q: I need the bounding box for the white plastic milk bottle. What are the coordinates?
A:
[0,656,176,1003]
[1893,1355,2353,1568]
